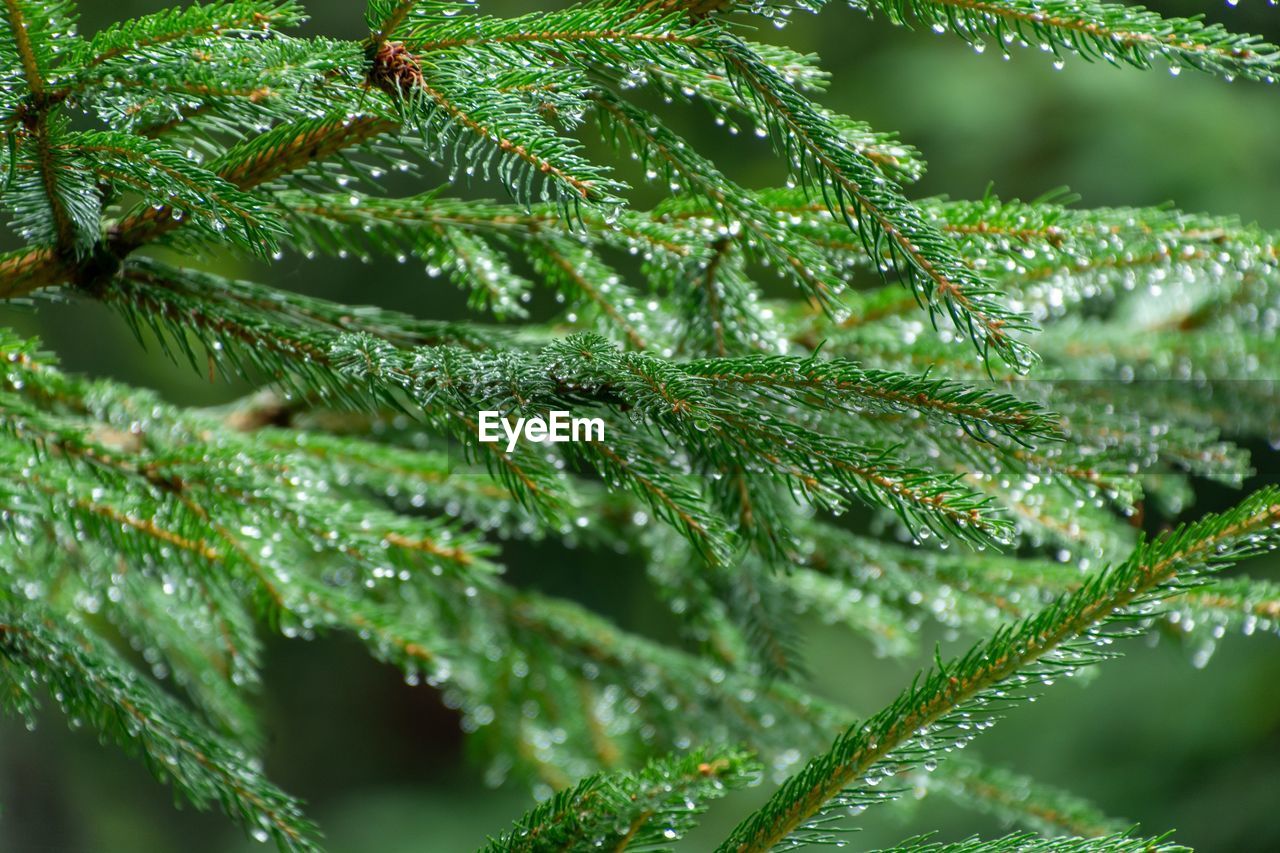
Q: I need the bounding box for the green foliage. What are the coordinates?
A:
[716,488,1280,851]
[3,115,101,251]
[862,835,1186,853]
[0,603,320,851]
[481,748,760,852]
[930,757,1129,839]
[77,131,285,251]
[853,0,1280,82]
[0,0,1278,851]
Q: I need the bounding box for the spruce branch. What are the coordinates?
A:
[71,36,360,138]
[393,73,624,210]
[853,0,1280,82]
[819,524,1280,657]
[0,397,266,715]
[481,748,759,852]
[753,189,1279,331]
[85,253,1023,551]
[590,88,847,311]
[933,757,1129,840]
[1,1,59,100]
[2,2,1279,848]
[3,115,101,252]
[113,112,398,251]
[0,246,66,296]
[277,188,676,258]
[0,112,399,298]
[491,584,844,776]
[72,131,284,254]
[679,355,1058,443]
[366,0,432,43]
[109,256,494,358]
[396,3,710,54]
[528,236,657,349]
[639,42,926,182]
[0,607,320,851]
[102,564,265,745]
[482,567,1130,843]
[717,488,1280,851]
[0,327,501,701]
[2,0,91,253]
[64,0,305,72]
[275,188,704,340]
[715,38,1037,370]
[861,833,1184,853]
[0,323,1205,846]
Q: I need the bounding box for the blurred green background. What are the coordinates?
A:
[2,1,1279,851]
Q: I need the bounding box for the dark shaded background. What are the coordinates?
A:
[2,1,1278,850]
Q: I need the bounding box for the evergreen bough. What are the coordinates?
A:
[1,0,1278,850]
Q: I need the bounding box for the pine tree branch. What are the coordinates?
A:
[3,0,80,252]
[69,36,359,141]
[2,0,43,96]
[2,4,1278,847]
[680,355,1058,442]
[0,246,64,297]
[103,565,262,744]
[717,38,1036,370]
[409,25,703,53]
[827,521,1280,655]
[0,609,320,851]
[1,410,266,720]
[855,0,1280,82]
[384,57,625,209]
[178,113,395,212]
[367,0,422,43]
[71,131,284,254]
[747,190,1278,334]
[716,488,1280,851]
[480,748,759,852]
[88,256,1022,550]
[386,0,716,60]
[863,833,1184,853]
[642,0,736,15]
[639,43,926,182]
[590,89,845,308]
[65,0,305,72]
[933,757,1128,839]
[488,571,1124,843]
[0,113,399,298]
[0,323,1154,843]
[530,238,653,349]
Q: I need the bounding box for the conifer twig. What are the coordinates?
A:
[717,488,1280,851]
